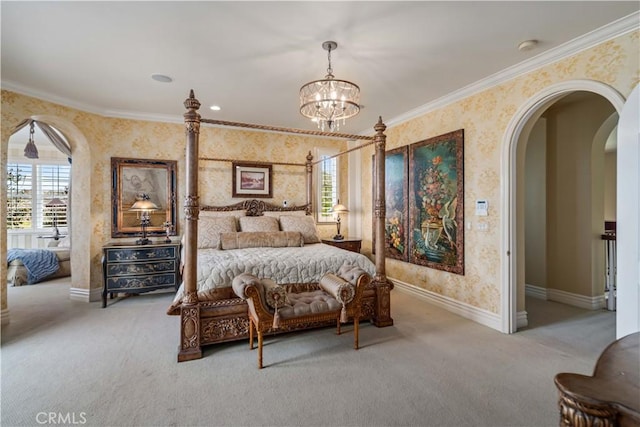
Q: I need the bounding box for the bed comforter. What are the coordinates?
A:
[168,243,375,312]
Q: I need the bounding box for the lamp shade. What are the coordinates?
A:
[331,203,349,213]
[130,199,159,211]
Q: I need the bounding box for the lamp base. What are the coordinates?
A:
[333,234,344,240]
[136,237,152,245]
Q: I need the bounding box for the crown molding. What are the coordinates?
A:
[1,80,184,124]
[385,11,640,129]
[1,80,104,116]
[3,11,638,128]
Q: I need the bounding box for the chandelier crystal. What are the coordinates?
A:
[299,41,360,132]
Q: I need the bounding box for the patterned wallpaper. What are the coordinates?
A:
[1,92,347,301]
[1,30,638,317]
[361,30,638,314]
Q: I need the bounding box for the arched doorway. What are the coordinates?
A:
[2,115,92,325]
[500,80,626,334]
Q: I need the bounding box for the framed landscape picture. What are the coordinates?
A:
[232,162,273,198]
[408,129,464,274]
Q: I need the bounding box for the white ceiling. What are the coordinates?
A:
[2,1,638,134]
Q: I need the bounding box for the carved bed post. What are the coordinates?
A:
[179,90,203,362]
[305,151,313,214]
[373,117,394,327]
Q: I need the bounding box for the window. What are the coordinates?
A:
[7,163,70,231]
[316,148,339,222]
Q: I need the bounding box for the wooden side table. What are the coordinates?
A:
[102,241,180,308]
[321,238,362,254]
[554,332,640,426]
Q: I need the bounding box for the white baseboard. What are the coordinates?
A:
[70,287,102,302]
[525,283,605,310]
[1,308,10,326]
[547,288,605,310]
[517,310,528,328]
[390,277,502,332]
[525,284,547,299]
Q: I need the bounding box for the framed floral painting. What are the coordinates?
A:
[408,130,464,274]
[384,147,409,261]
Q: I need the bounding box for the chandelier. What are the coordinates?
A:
[299,41,360,132]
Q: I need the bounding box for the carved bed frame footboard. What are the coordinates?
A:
[178,90,393,362]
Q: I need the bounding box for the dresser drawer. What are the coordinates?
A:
[105,246,177,263]
[106,272,177,291]
[106,259,176,277]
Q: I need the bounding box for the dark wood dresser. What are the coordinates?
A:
[102,242,180,308]
[554,332,639,426]
[321,238,362,254]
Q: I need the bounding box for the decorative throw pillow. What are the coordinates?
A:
[261,278,287,309]
[279,215,321,244]
[197,216,236,249]
[239,216,280,232]
[200,209,247,231]
[262,210,307,218]
[319,273,355,305]
[219,231,304,250]
[200,209,247,218]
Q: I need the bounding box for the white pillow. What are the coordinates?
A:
[198,216,236,249]
[239,216,280,232]
[57,235,71,248]
[278,215,321,244]
[200,209,247,218]
[262,210,307,218]
[200,209,247,231]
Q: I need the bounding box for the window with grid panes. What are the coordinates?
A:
[6,163,70,230]
[316,148,339,223]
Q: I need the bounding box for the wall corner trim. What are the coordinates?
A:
[70,287,102,303]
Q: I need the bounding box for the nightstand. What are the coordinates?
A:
[102,241,180,308]
[321,238,362,254]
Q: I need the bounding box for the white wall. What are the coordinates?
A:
[616,84,640,339]
[524,119,547,288]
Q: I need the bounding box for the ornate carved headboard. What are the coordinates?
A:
[201,199,311,216]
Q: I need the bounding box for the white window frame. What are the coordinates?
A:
[315,147,340,223]
[6,160,70,233]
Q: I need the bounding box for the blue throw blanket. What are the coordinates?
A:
[7,249,59,285]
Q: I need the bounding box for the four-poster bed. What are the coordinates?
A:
[173,90,392,362]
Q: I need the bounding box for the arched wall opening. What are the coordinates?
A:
[500,80,626,334]
[2,115,92,324]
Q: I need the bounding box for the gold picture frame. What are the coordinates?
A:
[111,157,177,238]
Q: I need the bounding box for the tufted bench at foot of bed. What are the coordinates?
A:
[232,266,370,369]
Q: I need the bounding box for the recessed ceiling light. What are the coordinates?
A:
[210,105,221,111]
[151,74,173,83]
[518,40,538,52]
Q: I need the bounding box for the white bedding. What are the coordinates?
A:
[171,243,375,306]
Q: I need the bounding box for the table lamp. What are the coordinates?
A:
[129,194,159,245]
[331,203,349,240]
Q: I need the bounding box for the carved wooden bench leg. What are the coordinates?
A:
[354,316,359,350]
[257,329,264,369]
[249,317,255,350]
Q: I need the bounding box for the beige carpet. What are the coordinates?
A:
[1,278,615,427]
